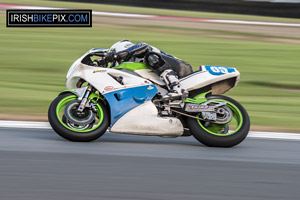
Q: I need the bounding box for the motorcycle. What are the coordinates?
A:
[48,48,250,147]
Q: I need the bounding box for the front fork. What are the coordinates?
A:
[64,85,98,113]
[78,85,92,112]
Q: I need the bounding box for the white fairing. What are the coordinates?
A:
[110,101,184,136]
[66,62,150,94]
[65,49,178,136]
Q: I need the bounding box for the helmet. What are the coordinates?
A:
[109,40,134,53]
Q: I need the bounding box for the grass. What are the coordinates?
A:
[2,0,300,23]
[0,1,300,131]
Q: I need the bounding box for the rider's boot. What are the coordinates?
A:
[160,69,188,99]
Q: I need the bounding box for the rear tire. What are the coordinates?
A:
[48,93,109,142]
[187,95,250,147]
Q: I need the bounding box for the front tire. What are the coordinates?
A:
[48,93,109,142]
[187,95,250,147]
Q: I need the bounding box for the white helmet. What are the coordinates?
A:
[109,40,134,53]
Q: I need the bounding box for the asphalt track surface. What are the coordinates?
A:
[0,128,299,200]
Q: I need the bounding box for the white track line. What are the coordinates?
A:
[0,120,51,129]
[248,131,300,140]
[1,4,300,27]
[0,120,299,141]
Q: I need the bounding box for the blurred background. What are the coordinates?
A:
[0,0,299,132]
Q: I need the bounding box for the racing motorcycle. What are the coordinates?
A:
[48,48,250,147]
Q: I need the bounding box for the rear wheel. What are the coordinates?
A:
[48,93,109,142]
[187,95,250,147]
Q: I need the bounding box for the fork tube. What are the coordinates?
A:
[77,85,92,112]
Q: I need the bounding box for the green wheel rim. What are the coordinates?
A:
[197,99,243,136]
[56,95,104,133]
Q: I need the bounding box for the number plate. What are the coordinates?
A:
[205,65,235,76]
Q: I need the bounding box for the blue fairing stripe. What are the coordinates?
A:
[103,84,158,125]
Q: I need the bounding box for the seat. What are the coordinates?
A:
[161,55,193,78]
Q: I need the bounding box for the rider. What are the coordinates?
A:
[99,40,193,98]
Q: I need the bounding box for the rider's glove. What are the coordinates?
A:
[96,58,107,67]
[97,51,130,67]
[96,53,117,67]
[105,52,116,62]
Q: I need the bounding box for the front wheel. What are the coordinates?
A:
[187,95,250,147]
[48,93,109,142]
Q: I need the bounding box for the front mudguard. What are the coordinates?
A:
[60,87,88,101]
[60,87,105,103]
